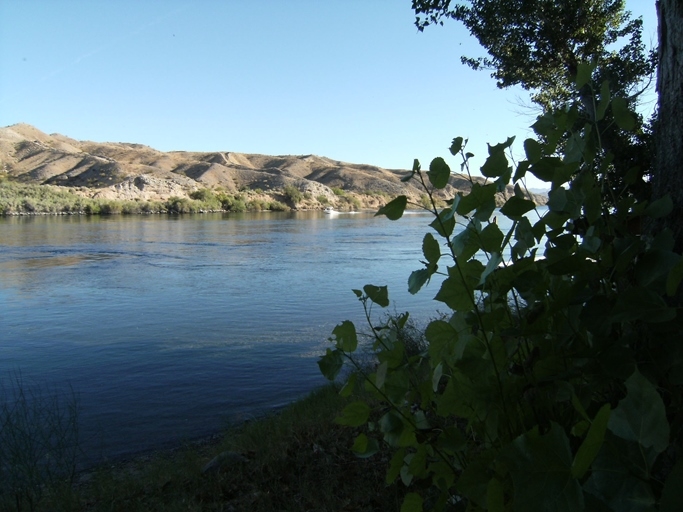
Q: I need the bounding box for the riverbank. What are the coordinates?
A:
[0,178,386,216]
[29,384,410,512]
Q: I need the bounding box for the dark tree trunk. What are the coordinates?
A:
[653,0,683,251]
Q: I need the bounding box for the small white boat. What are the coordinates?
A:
[323,207,338,214]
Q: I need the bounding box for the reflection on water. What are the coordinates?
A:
[0,253,116,270]
[0,211,448,462]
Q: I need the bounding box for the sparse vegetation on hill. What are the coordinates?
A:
[0,123,546,215]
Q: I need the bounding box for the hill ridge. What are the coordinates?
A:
[0,123,546,208]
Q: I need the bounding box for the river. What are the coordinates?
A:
[1,210,458,462]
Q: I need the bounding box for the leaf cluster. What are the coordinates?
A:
[319,76,683,511]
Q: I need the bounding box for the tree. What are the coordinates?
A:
[319,2,683,510]
[412,0,655,109]
[653,0,683,250]
[412,0,657,203]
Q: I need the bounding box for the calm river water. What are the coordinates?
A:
[0,211,457,462]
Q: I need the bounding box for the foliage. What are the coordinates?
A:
[331,187,346,196]
[339,194,362,211]
[411,0,655,108]
[283,184,304,205]
[0,374,81,511]
[411,0,657,203]
[320,75,682,511]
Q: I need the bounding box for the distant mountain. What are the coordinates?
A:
[0,123,547,208]
[528,187,549,197]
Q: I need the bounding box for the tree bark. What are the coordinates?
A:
[653,0,683,251]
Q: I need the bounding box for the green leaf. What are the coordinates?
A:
[426,320,458,362]
[452,225,480,260]
[318,348,343,380]
[575,61,593,88]
[456,183,497,216]
[435,262,483,311]
[422,233,440,264]
[435,277,474,311]
[608,370,669,455]
[457,451,495,507]
[479,222,504,253]
[375,360,388,389]
[363,284,389,307]
[336,401,370,427]
[408,444,429,478]
[514,217,536,249]
[499,423,583,512]
[571,404,611,479]
[432,362,444,392]
[479,252,502,285]
[487,477,505,512]
[635,249,680,291]
[481,148,508,178]
[584,433,657,512]
[351,433,379,458]
[408,269,431,295]
[376,195,407,220]
[489,136,516,152]
[596,80,610,121]
[430,208,456,238]
[513,160,530,182]
[428,157,451,189]
[644,194,673,219]
[401,492,423,512]
[610,287,676,323]
[612,97,636,131]
[500,196,535,221]
[339,372,357,397]
[666,256,683,296]
[524,138,543,163]
[528,157,563,183]
[386,448,406,484]
[660,459,683,512]
[332,320,358,352]
[449,136,464,155]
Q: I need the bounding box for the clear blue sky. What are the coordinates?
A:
[0,0,658,188]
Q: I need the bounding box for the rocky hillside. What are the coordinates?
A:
[0,124,546,209]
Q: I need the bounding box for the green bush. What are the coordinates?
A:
[283,185,304,204]
[331,187,345,196]
[165,197,195,214]
[268,200,289,211]
[189,188,216,202]
[320,74,683,511]
[317,195,329,205]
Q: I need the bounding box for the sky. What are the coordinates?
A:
[0,1,658,189]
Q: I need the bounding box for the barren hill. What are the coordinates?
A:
[0,123,546,208]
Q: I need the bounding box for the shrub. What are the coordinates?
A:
[268,201,289,211]
[165,197,195,214]
[189,188,216,202]
[317,195,329,205]
[320,76,683,511]
[247,199,266,211]
[331,187,345,196]
[283,185,304,204]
